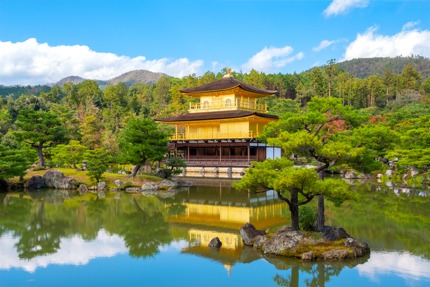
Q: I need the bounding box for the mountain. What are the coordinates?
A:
[56,76,87,86]
[56,69,166,88]
[336,56,430,78]
[107,70,165,86]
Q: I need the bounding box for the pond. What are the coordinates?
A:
[0,181,429,287]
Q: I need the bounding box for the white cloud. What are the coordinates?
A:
[0,38,204,85]
[343,25,430,60]
[323,0,369,16]
[242,46,304,73]
[0,230,127,273]
[402,21,420,31]
[313,40,335,52]
[357,251,430,282]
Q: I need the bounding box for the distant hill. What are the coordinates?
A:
[337,56,430,79]
[107,70,165,86]
[0,84,51,98]
[56,69,166,88]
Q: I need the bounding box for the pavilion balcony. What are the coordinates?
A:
[170,131,257,141]
[188,99,267,113]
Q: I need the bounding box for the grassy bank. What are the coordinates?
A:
[11,168,163,188]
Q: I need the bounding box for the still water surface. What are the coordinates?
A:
[0,183,429,287]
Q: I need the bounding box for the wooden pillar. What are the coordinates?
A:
[175,125,178,139]
[247,142,250,162]
[187,145,190,161]
[219,144,222,162]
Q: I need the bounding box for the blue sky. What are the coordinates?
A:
[0,0,429,85]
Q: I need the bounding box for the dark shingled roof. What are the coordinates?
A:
[157,110,278,122]
[180,76,277,95]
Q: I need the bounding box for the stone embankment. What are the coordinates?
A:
[24,169,192,197]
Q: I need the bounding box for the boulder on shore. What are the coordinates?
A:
[43,170,76,189]
[24,175,45,189]
[240,223,267,246]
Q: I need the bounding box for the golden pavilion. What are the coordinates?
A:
[157,71,280,175]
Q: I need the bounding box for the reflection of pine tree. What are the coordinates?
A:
[118,198,172,258]
[273,262,343,287]
[16,202,68,260]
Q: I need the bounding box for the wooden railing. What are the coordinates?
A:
[170,131,255,140]
[188,98,267,113]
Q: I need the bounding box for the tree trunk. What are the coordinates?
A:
[37,145,45,167]
[131,165,141,177]
[316,168,325,232]
[290,191,300,231]
[316,195,325,231]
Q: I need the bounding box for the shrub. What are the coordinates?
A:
[299,206,317,231]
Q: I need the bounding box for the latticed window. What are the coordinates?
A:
[225,99,232,107]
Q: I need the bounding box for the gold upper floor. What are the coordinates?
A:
[189,97,267,113]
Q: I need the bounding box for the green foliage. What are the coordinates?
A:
[299,206,317,231]
[119,117,170,176]
[14,109,66,166]
[0,144,36,180]
[164,157,187,178]
[50,140,88,168]
[84,148,111,183]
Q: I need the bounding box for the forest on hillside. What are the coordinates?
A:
[1,58,430,185]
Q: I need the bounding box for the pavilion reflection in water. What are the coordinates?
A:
[167,184,289,274]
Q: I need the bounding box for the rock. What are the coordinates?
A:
[377,173,383,179]
[97,182,106,191]
[125,187,141,193]
[322,226,350,241]
[141,182,159,191]
[171,178,193,187]
[43,170,76,189]
[323,249,353,260]
[24,175,45,189]
[262,230,304,255]
[114,180,122,187]
[385,170,393,177]
[301,251,315,261]
[78,184,88,195]
[345,237,370,257]
[240,223,267,246]
[208,237,222,248]
[158,179,177,190]
[344,171,358,179]
[253,235,267,249]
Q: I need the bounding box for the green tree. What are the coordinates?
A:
[119,117,170,177]
[50,140,88,168]
[0,144,36,181]
[84,148,110,183]
[234,158,351,231]
[264,97,362,231]
[14,110,66,167]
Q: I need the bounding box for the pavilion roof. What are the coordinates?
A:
[157,110,278,123]
[180,76,277,95]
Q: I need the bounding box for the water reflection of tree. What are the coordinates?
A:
[272,257,368,287]
[15,202,69,259]
[118,197,172,258]
[0,194,32,236]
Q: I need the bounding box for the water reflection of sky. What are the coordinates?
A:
[358,251,430,282]
[1,232,430,287]
[0,229,127,273]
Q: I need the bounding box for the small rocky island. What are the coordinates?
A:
[239,223,370,260]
